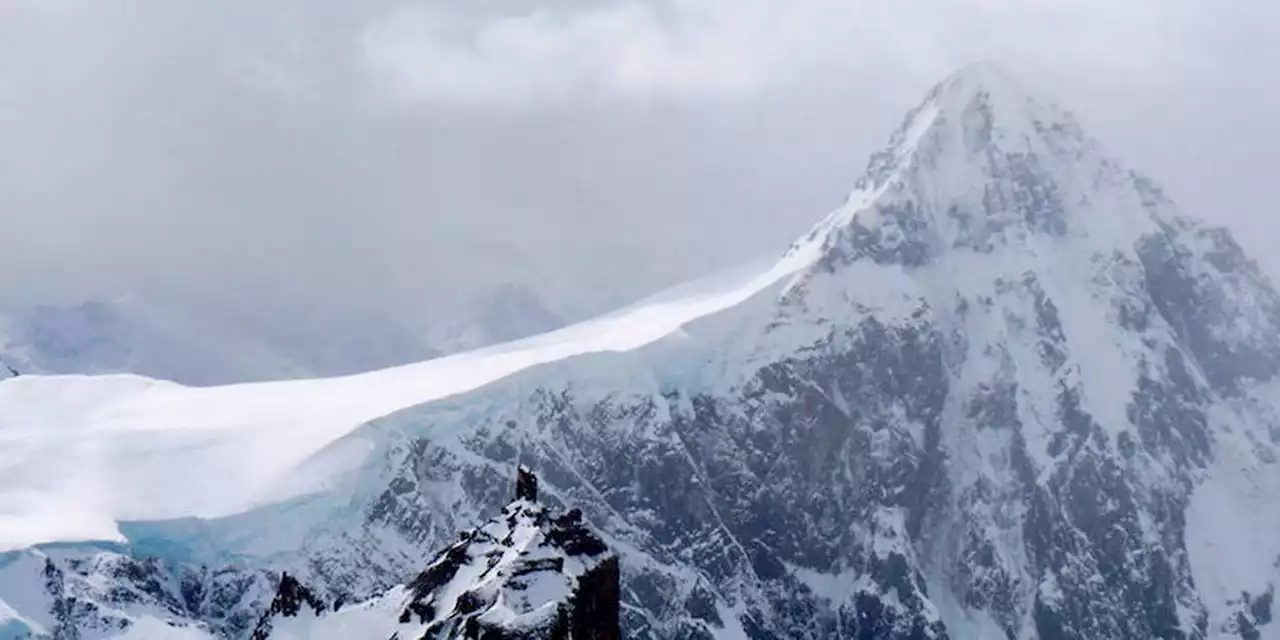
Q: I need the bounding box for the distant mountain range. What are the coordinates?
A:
[0,282,567,386]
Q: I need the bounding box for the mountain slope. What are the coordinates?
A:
[4,63,1280,639]
[0,246,818,552]
[271,63,1280,639]
[0,545,273,639]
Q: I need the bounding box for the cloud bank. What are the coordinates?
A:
[358,0,1206,106]
[2,0,1276,371]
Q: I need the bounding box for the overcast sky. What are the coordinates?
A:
[2,0,1277,334]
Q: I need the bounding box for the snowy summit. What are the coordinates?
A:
[252,466,620,640]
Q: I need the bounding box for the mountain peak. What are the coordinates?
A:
[791,63,1128,275]
[252,469,622,640]
[933,61,1032,111]
[859,62,1078,192]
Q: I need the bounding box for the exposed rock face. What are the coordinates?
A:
[515,465,539,503]
[250,573,325,640]
[399,501,619,639]
[0,547,273,638]
[251,469,619,640]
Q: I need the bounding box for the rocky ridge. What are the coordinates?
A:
[251,467,620,640]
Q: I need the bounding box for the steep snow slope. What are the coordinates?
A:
[0,241,823,552]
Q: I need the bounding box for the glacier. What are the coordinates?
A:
[0,217,830,552]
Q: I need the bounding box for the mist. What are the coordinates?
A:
[3,0,1277,347]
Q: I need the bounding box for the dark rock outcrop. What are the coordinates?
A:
[402,469,620,640]
[516,464,539,502]
[250,572,326,640]
[248,469,619,640]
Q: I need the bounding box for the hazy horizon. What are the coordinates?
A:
[4,0,1276,346]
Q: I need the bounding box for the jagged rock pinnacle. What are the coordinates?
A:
[516,465,538,502]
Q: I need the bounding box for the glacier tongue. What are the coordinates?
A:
[0,234,827,552]
[6,63,1280,640]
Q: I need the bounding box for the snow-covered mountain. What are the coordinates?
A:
[0,546,275,638]
[250,467,619,640]
[4,62,1280,639]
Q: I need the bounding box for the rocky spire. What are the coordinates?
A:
[516,465,538,502]
[390,466,618,639]
[250,572,327,640]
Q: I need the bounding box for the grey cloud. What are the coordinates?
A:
[357,0,1205,107]
[1,0,1277,367]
